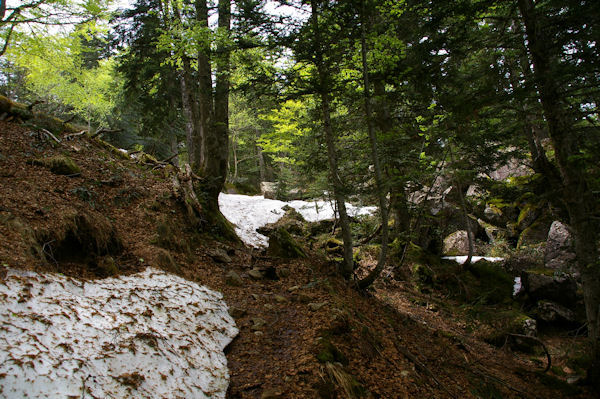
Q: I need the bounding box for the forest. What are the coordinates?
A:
[0,0,599,398]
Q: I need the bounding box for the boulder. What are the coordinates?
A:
[477,218,506,243]
[265,227,306,258]
[442,230,472,256]
[260,182,277,200]
[517,202,542,231]
[488,158,532,181]
[521,270,577,307]
[258,206,306,237]
[225,270,243,286]
[536,300,577,324]
[482,202,517,226]
[517,216,552,249]
[307,219,335,236]
[544,221,577,272]
[209,248,232,263]
[32,156,81,175]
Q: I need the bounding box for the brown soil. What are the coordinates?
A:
[0,120,594,398]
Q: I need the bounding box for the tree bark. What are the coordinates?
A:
[358,2,389,289]
[179,56,200,167]
[310,0,354,278]
[518,0,600,382]
[195,0,212,177]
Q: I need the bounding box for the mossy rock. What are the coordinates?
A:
[258,207,306,237]
[32,156,81,175]
[0,214,46,265]
[155,248,181,274]
[324,238,344,255]
[316,340,348,365]
[224,180,260,195]
[517,216,552,249]
[94,138,130,160]
[517,202,545,231]
[267,227,306,258]
[480,309,535,346]
[464,261,513,305]
[96,255,119,277]
[153,217,190,254]
[477,218,507,243]
[411,263,434,286]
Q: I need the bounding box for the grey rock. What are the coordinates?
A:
[273,295,288,303]
[261,388,282,399]
[248,268,264,279]
[260,182,277,199]
[225,270,243,287]
[522,318,538,337]
[251,317,267,330]
[442,230,472,256]
[209,248,232,263]
[522,270,577,307]
[545,221,577,272]
[537,300,577,324]
[229,306,247,319]
[488,158,532,181]
[308,302,327,312]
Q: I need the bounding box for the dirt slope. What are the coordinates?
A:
[0,120,593,398]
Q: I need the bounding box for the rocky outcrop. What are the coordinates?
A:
[521,270,577,307]
[261,227,306,258]
[260,181,277,199]
[442,230,472,256]
[517,215,552,249]
[544,221,577,273]
[536,300,577,324]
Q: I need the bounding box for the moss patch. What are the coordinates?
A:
[32,156,81,175]
[267,227,306,258]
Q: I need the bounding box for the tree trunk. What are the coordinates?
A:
[179,56,200,167]
[310,0,354,279]
[257,145,266,182]
[518,0,600,383]
[206,0,231,204]
[358,3,389,289]
[195,0,212,177]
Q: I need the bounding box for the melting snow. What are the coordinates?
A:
[513,276,522,296]
[0,268,238,399]
[441,256,504,264]
[219,193,377,247]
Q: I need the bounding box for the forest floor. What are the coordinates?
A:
[0,119,594,398]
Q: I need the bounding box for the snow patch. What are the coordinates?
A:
[441,256,504,264]
[513,276,522,297]
[0,268,238,399]
[219,193,377,247]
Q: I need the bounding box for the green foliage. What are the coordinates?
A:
[259,99,309,166]
[7,24,119,126]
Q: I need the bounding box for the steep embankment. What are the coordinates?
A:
[0,118,592,398]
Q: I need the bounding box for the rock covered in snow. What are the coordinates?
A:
[218,193,376,247]
[0,268,238,399]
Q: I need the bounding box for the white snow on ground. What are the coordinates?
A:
[219,193,377,247]
[441,256,504,264]
[513,276,522,297]
[0,268,238,399]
